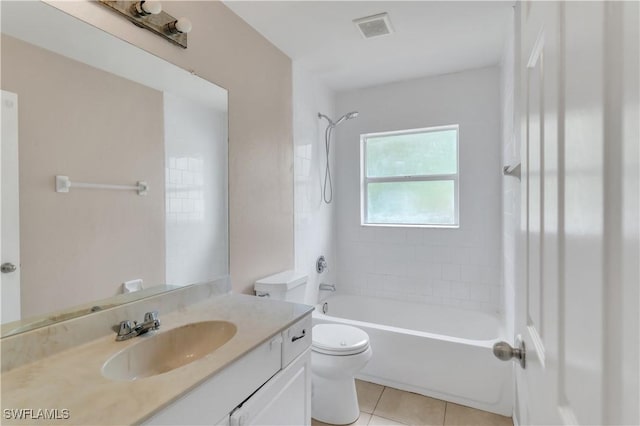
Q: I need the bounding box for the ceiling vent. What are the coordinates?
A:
[353,12,394,39]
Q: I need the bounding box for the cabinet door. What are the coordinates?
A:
[230,349,311,426]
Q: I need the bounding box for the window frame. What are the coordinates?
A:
[360,124,460,228]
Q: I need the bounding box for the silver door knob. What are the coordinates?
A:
[493,337,526,369]
[1,263,17,273]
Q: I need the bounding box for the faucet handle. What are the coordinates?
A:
[117,320,135,337]
[144,311,160,330]
[144,311,158,322]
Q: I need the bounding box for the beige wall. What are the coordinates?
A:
[1,35,165,318]
[46,1,294,295]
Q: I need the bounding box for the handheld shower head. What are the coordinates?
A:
[318,111,359,128]
[334,111,359,126]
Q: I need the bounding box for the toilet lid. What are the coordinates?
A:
[312,324,370,355]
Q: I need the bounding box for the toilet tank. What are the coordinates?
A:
[254,270,308,303]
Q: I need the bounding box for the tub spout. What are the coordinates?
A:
[319,283,336,292]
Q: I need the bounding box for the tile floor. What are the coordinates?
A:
[311,380,513,426]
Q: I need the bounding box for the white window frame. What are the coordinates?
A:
[360,124,460,228]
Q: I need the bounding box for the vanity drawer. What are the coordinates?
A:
[281,314,312,367]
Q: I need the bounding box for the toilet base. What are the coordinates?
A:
[311,374,360,425]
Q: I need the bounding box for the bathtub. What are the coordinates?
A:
[312,294,513,416]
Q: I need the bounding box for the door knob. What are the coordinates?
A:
[1,263,17,273]
[493,336,526,369]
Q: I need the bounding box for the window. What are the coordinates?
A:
[361,125,459,227]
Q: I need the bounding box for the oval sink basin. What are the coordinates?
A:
[102,320,237,381]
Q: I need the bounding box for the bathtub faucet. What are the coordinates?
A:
[319,283,336,292]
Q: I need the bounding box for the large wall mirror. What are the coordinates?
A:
[0,1,229,337]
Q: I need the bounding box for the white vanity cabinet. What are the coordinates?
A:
[143,314,312,426]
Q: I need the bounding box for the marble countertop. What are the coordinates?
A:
[0,294,313,425]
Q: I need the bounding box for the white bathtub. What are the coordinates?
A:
[312,294,513,416]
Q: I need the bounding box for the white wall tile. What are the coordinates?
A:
[451,282,470,300]
[442,264,462,281]
[469,284,492,303]
[460,264,480,283]
[433,280,452,298]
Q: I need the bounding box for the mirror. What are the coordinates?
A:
[0,1,229,337]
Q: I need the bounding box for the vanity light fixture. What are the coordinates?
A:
[99,0,191,49]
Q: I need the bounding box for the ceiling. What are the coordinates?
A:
[224,1,513,92]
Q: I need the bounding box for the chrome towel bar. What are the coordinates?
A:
[55,175,148,195]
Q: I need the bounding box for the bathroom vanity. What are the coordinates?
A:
[0,293,313,425]
[144,309,312,425]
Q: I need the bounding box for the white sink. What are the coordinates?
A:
[102,321,237,381]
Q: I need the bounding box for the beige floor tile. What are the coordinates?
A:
[368,415,407,425]
[373,387,446,426]
[312,412,372,426]
[356,380,385,413]
[312,418,329,426]
[356,412,373,425]
[444,403,513,426]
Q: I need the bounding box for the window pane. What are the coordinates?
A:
[367,180,456,225]
[366,129,457,177]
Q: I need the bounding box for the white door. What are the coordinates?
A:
[515,2,639,425]
[1,90,21,324]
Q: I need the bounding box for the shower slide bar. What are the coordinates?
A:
[503,163,521,179]
[55,175,148,195]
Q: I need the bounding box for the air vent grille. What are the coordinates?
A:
[353,12,394,39]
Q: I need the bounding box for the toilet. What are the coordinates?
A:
[311,324,372,425]
[255,271,372,425]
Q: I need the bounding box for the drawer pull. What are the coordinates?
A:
[291,329,306,342]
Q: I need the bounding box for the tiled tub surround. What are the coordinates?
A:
[335,228,502,312]
[313,294,512,416]
[0,284,313,425]
[335,67,502,313]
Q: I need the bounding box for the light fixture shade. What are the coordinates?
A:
[166,17,192,34]
[174,17,192,34]
[141,0,162,15]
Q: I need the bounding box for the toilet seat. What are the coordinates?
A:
[312,324,370,356]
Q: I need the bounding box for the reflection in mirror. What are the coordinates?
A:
[0,1,228,337]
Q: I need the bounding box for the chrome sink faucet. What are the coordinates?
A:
[115,311,160,341]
